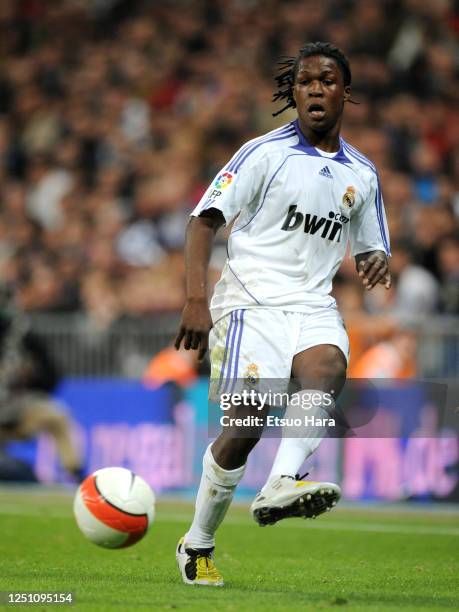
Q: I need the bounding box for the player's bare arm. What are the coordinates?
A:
[174,209,225,361]
[355,250,391,291]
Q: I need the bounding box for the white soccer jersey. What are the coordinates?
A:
[192,120,390,322]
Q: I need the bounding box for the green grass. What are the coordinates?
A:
[0,489,458,611]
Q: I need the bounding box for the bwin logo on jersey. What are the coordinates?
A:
[281,205,348,242]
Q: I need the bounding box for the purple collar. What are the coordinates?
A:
[291,119,351,164]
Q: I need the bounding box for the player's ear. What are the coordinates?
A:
[344,86,351,102]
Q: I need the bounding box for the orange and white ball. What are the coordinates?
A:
[73,467,155,548]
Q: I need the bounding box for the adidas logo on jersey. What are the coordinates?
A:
[319,166,333,179]
[281,205,348,243]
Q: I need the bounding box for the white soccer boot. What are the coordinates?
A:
[176,537,224,586]
[250,474,341,526]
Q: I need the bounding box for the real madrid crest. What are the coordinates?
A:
[244,363,260,387]
[342,186,356,208]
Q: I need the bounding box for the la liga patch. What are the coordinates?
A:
[214,172,233,190]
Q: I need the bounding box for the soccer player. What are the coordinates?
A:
[174,42,391,586]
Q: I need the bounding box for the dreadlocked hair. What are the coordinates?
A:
[272,41,356,117]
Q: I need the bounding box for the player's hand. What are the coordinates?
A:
[174,298,213,362]
[356,251,391,291]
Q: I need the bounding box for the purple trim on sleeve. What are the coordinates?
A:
[231,129,296,173]
[340,139,377,171]
[341,142,390,255]
[227,124,294,173]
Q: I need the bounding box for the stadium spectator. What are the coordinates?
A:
[365,240,440,320]
[0,288,83,481]
[436,233,459,314]
[350,327,418,379]
[0,0,456,327]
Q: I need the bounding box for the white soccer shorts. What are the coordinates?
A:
[209,307,349,399]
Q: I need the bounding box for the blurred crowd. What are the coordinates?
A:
[0,0,458,356]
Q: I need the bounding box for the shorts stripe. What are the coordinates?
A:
[217,311,235,393]
[222,310,242,393]
[229,309,245,393]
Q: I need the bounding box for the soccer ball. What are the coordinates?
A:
[73,467,156,549]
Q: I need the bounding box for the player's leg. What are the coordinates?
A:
[177,309,292,585]
[268,344,347,479]
[176,427,263,586]
[251,345,346,524]
[251,307,349,525]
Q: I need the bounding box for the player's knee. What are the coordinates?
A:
[315,346,346,380]
[328,353,347,383]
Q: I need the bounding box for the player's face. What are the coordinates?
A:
[293,55,350,134]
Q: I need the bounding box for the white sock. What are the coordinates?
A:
[265,390,335,485]
[185,444,246,549]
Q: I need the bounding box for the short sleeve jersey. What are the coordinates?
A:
[192,120,390,322]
